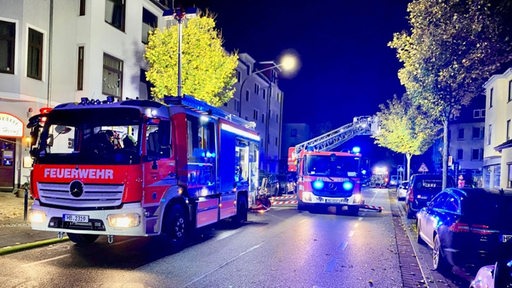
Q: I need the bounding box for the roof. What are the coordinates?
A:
[495,139,512,152]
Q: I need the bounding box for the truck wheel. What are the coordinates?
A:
[163,204,187,252]
[67,233,99,246]
[233,195,248,225]
[348,206,359,216]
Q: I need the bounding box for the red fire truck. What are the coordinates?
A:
[288,116,379,215]
[27,95,260,249]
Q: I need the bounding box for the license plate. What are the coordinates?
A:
[63,214,89,223]
[325,198,347,204]
[501,234,512,243]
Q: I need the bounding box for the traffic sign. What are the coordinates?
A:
[418,163,429,172]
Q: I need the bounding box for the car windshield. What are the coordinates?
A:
[34,107,142,165]
[304,154,359,177]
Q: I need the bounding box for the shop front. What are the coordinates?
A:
[0,113,23,192]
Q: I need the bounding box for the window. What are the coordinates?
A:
[79,0,86,16]
[487,124,492,145]
[473,109,485,119]
[276,113,279,123]
[245,91,249,101]
[472,127,483,139]
[102,53,123,99]
[509,80,512,103]
[489,88,493,108]
[105,0,125,31]
[77,46,84,90]
[142,8,157,44]
[508,119,511,141]
[508,163,512,188]
[472,149,481,160]
[27,28,43,80]
[457,149,463,160]
[254,84,259,94]
[0,20,15,74]
[275,137,278,146]
[253,109,258,120]
[457,128,464,140]
[261,113,265,123]
[262,89,266,100]
[234,99,240,113]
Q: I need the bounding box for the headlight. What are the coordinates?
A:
[29,210,46,224]
[107,213,141,228]
[353,193,363,204]
[302,192,313,202]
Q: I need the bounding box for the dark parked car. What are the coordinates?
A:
[405,174,454,218]
[396,180,409,201]
[258,174,280,196]
[416,188,512,273]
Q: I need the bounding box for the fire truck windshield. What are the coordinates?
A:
[34,108,143,165]
[304,154,359,177]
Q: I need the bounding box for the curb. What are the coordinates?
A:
[0,237,69,256]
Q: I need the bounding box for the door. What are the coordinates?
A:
[0,138,15,190]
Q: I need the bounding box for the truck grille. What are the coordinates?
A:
[37,182,124,208]
[314,183,353,198]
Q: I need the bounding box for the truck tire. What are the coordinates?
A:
[163,204,187,252]
[233,194,248,225]
[67,233,99,246]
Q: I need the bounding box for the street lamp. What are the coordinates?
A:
[162,7,198,97]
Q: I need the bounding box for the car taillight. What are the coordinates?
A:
[407,188,414,202]
[449,222,499,235]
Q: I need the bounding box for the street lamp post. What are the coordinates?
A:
[162,7,197,97]
[237,53,299,172]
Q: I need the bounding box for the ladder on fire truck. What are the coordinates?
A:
[288,116,379,162]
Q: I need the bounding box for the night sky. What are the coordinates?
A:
[187,0,410,127]
[181,0,413,166]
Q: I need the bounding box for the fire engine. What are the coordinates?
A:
[27,95,260,249]
[288,116,379,214]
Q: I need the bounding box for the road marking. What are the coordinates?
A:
[21,254,69,267]
[215,229,238,241]
[182,242,264,287]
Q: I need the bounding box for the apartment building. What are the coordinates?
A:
[483,67,512,189]
[0,0,285,190]
[446,94,485,186]
[223,53,285,174]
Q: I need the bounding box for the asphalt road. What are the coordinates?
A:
[0,188,473,288]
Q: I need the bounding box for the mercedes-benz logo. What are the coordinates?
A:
[69,180,84,198]
[328,183,337,191]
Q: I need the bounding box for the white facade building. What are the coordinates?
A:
[0,0,170,190]
[0,0,285,189]
[483,67,512,189]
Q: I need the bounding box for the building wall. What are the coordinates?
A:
[223,53,285,174]
[483,67,512,189]
[0,0,169,189]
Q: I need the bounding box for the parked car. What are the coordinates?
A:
[471,248,512,288]
[277,173,296,194]
[405,174,454,219]
[396,180,408,201]
[416,187,512,273]
[389,175,401,187]
[258,174,280,196]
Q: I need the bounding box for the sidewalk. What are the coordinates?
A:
[0,191,66,255]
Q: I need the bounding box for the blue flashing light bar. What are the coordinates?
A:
[221,123,260,142]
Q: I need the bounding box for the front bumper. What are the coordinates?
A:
[29,200,147,236]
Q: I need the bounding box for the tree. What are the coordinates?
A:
[373,94,441,180]
[145,12,238,106]
[388,0,512,188]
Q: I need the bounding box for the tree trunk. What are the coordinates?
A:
[406,153,412,181]
[442,119,448,190]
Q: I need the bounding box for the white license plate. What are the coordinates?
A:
[325,198,347,204]
[501,234,512,243]
[63,214,89,223]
